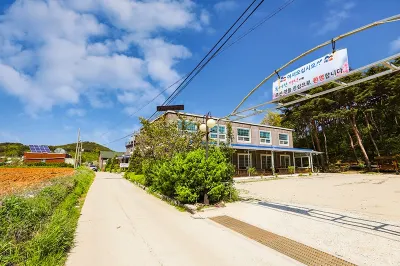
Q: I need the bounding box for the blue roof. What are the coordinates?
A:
[231,143,318,153]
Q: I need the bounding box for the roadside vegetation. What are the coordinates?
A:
[124,116,238,205]
[0,168,94,265]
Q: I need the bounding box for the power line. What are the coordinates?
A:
[148,0,266,121]
[150,0,261,117]
[102,0,260,146]
[100,0,259,143]
[98,75,187,139]
[104,0,294,146]
[160,0,267,108]
[164,0,295,106]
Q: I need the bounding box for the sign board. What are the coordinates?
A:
[272,49,349,100]
[120,163,129,168]
[156,105,184,112]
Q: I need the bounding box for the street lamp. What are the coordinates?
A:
[199,112,216,205]
[199,112,216,160]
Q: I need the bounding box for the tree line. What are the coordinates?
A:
[262,57,400,170]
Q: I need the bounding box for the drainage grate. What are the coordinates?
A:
[210,215,356,266]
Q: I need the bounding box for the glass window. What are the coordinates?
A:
[210,125,226,141]
[238,154,251,169]
[302,157,310,167]
[279,133,289,146]
[237,128,250,142]
[178,120,197,132]
[260,131,271,144]
[280,155,290,167]
[261,155,272,169]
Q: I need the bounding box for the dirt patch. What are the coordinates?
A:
[0,168,75,197]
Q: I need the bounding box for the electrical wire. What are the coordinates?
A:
[104,0,295,146]
[148,0,267,121]
[159,0,267,109]
[101,0,259,145]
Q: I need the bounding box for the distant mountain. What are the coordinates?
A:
[0,142,114,163]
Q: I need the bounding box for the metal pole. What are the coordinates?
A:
[74,128,80,169]
[204,113,210,205]
[293,152,296,174]
[79,141,83,166]
[271,150,275,176]
[205,114,209,160]
[310,153,314,173]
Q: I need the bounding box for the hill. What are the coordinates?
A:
[0,142,114,163]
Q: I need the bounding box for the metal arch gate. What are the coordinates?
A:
[225,14,400,122]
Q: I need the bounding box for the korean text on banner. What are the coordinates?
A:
[272,49,349,100]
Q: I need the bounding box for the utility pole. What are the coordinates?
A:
[79,141,83,166]
[74,128,80,169]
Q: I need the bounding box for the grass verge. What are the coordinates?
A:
[124,172,145,185]
[0,168,94,266]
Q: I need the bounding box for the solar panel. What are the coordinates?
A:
[29,145,51,153]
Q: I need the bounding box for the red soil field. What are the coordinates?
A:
[0,168,74,197]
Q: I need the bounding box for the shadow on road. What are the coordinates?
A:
[253,201,400,238]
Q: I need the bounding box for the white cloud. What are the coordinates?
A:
[0,0,207,115]
[315,1,356,35]
[214,1,238,12]
[200,10,210,25]
[390,37,400,53]
[67,108,86,117]
[136,38,192,87]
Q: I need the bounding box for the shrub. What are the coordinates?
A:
[288,166,295,175]
[248,167,257,176]
[144,147,234,204]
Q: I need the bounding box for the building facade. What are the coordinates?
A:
[126,111,321,176]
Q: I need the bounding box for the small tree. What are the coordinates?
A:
[128,147,143,174]
[261,111,282,126]
[135,116,203,161]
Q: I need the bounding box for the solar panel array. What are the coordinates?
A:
[29,145,51,153]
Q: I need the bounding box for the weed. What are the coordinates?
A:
[0,169,94,265]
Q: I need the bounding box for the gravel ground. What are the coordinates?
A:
[235,173,400,222]
[200,200,400,266]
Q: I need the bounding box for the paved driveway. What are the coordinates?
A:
[236,173,400,221]
[66,172,299,266]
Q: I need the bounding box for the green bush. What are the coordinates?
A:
[145,147,235,204]
[288,166,295,174]
[248,167,256,176]
[0,169,94,265]
[124,172,146,186]
[128,148,143,174]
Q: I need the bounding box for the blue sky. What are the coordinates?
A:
[0,0,399,151]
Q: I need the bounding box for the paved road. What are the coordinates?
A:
[67,172,299,266]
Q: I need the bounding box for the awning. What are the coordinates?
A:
[231,143,323,154]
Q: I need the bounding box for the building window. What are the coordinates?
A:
[261,154,272,169]
[238,153,251,169]
[279,133,289,146]
[178,120,197,132]
[210,125,226,141]
[237,128,251,142]
[280,155,290,167]
[259,131,271,145]
[295,156,310,167]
